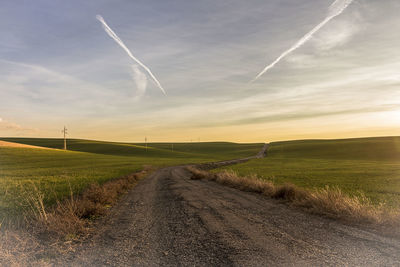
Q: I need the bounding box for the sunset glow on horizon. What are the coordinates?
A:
[0,0,399,143]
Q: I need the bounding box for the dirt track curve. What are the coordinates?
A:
[67,144,400,266]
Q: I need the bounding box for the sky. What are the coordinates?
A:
[0,0,399,142]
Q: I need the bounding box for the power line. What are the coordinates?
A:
[62,126,68,150]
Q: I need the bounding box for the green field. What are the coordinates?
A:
[0,138,262,221]
[0,138,262,160]
[218,137,400,207]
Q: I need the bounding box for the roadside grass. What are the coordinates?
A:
[216,136,400,207]
[25,169,149,239]
[187,167,400,230]
[0,169,149,266]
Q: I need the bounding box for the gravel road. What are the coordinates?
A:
[67,145,400,266]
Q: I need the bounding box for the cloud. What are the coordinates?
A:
[96,15,166,96]
[250,0,354,82]
[285,17,361,69]
[131,65,147,100]
[0,117,38,133]
[221,104,400,127]
[311,16,360,51]
[0,59,117,114]
[285,54,318,69]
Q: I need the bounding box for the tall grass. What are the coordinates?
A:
[0,168,150,266]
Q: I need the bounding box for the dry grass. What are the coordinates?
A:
[187,167,400,228]
[0,168,151,266]
[34,170,148,240]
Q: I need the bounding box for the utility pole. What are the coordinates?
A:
[62,126,68,150]
[145,136,147,152]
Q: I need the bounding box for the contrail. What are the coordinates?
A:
[96,15,166,95]
[250,0,354,83]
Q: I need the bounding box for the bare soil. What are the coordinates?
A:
[61,144,400,266]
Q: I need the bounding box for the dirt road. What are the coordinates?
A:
[68,145,400,266]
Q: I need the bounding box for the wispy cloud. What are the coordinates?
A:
[0,59,112,106]
[0,117,38,133]
[285,19,360,69]
[311,19,359,51]
[131,65,147,100]
[219,104,400,127]
[251,0,354,82]
[96,15,166,96]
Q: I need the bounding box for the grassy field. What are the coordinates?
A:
[218,137,400,207]
[0,138,262,222]
[0,138,262,160]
